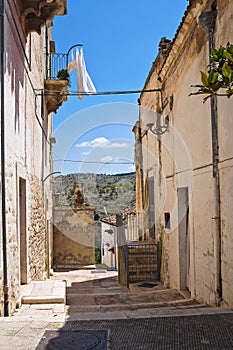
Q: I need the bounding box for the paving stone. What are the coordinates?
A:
[21,280,66,304]
[67,313,233,350]
[0,335,42,350]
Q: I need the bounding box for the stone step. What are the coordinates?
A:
[67,299,205,314]
[66,290,189,306]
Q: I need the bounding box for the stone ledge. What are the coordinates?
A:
[16,0,67,35]
[21,280,66,305]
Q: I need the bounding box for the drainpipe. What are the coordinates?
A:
[0,0,9,316]
[199,4,222,305]
[137,100,145,240]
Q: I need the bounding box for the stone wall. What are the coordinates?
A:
[53,207,95,268]
[4,159,20,313]
[28,175,47,281]
[0,0,55,316]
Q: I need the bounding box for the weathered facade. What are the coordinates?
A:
[0,0,67,316]
[53,206,95,269]
[135,0,233,306]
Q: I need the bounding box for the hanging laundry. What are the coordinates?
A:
[67,51,76,73]
[76,48,84,100]
[79,47,96,95]
[67,47,96,100]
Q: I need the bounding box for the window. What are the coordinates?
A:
[164,212,171,230]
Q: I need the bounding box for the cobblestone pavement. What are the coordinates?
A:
[61,312,233,350]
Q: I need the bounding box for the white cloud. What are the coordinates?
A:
[76,137,129,149]
[101,156,113,162]
[82,151,89,156]
[128,165,135,172]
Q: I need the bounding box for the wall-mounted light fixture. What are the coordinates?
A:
[147,115,169,136]
[140,107,169,136]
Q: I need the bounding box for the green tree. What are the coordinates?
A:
[190,43,233,102]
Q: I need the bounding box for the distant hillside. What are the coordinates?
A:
[53,172,136,218]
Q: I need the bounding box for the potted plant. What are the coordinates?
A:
[57,69,71,86]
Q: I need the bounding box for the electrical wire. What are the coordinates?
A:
[33,88,161,141]
[36,88,161,97]
[53,159,134,165]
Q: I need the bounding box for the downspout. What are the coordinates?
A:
[199,4,222,305]
[0,0,9,316]
[138,100,145,240]
[45,23,49,80]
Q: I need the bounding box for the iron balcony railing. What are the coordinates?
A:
[45,44,82,80]
[46,52,67,80]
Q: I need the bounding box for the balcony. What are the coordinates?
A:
[44,51,70,114]
[44,45,81,114]
[16,0,67,35]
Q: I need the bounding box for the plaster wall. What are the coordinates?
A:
[138,0,233,305]
[215,0,233,307]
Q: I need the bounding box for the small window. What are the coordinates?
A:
[165,115,169,127]
[164,212,171,230]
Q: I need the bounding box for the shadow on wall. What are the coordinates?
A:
[5,3,26,134]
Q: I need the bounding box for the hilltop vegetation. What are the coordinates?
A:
[53,172,136,218]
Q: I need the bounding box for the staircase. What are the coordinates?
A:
[66,274,205,316]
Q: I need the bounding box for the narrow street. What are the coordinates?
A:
[0,266,233,349]
[1,1,233,349]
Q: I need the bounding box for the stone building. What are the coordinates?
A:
[134,0,233,306]
[0,0,67,316]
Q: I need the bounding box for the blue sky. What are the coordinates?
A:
[52,0,188,174]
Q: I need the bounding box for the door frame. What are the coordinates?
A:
[177,187,190,291]
[19,177,28,284]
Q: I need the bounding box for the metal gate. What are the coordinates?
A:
[127,242,159,283]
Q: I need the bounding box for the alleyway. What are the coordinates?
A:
[0,266,233,349]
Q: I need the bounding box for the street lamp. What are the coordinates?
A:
[43,171,61,182]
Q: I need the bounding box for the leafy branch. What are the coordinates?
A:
[190,43,233,102]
